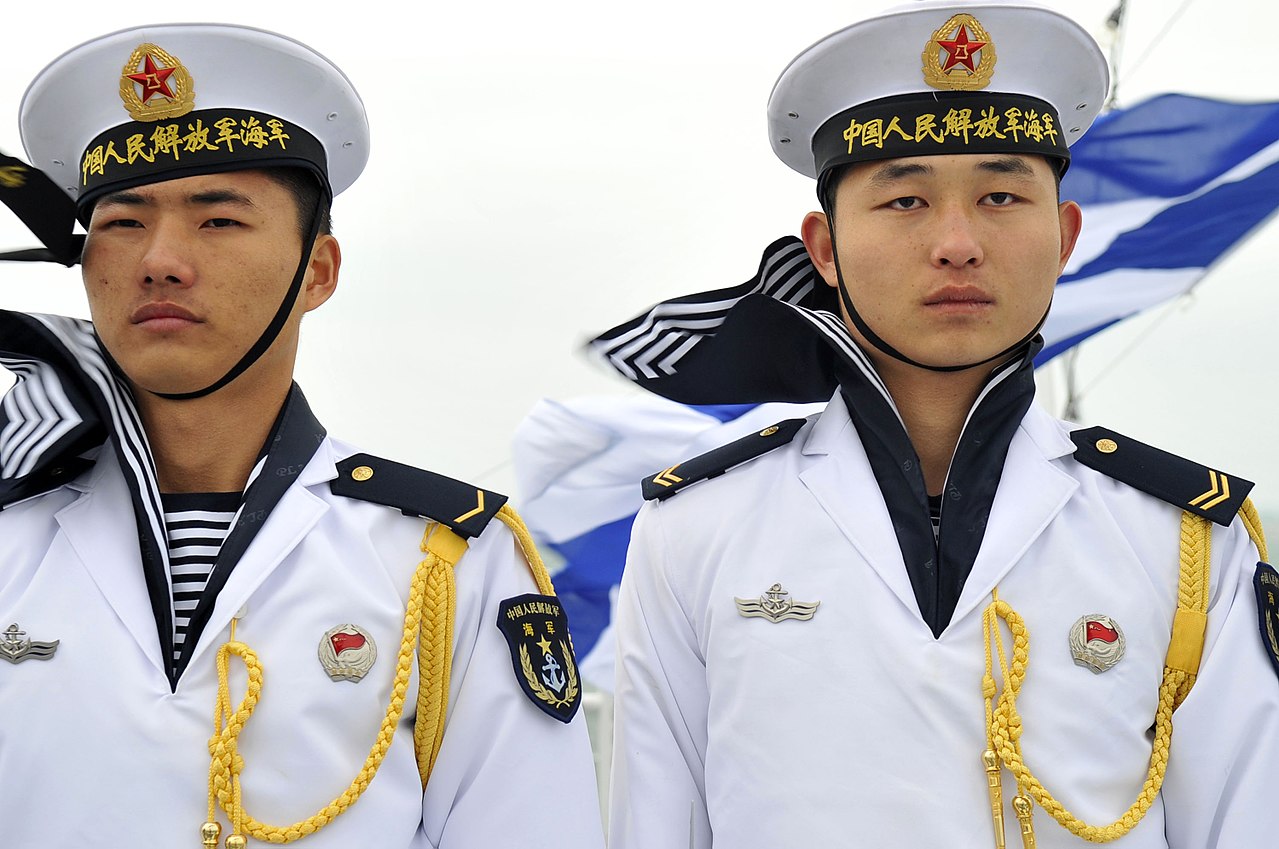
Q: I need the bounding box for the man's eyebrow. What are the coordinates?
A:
[187,189,259,208]
[865,161,933,188]
[94,189,148,209]
[976,156,1037,179]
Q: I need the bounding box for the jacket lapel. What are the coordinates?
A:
[798,397,925,621]
[947,405,1078,628]
[182,442,336,672]
[56,456,168,678]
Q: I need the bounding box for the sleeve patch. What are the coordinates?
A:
[495,594,581,723]
[1254,564,1279,682]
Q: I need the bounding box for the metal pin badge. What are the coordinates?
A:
[734,583,820,623]
[0,623,59,664]
[1068,614,1125,673]
[318,624,377,682]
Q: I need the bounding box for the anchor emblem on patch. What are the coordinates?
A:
[735,583,820,623]
[0,623,59,664]
[496,593,581,723]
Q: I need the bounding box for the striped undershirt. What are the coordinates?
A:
[161,492,240,673]
[928,493,942,544]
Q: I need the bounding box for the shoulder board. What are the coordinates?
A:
[332,453,508,539]
[0,457,94,511]
[642,418,805,502]
[1071,426,1253,527]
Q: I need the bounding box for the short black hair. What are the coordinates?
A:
[263,167,333,239]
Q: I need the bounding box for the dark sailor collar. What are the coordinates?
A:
[592,237,1039,636]
[0,309,327,687]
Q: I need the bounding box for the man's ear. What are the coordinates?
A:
[1057,200,1083,275]
[800,211,839,288]
[302,234,341,312]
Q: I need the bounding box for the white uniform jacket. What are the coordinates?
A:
[0,435,605,848]
[609,397,1277,848]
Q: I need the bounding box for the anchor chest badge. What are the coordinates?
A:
[735,583,820,623]
[496,594,581,723]
[0,623,59,664]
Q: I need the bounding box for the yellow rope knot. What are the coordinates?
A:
[202,521,470,846]
[979,508,1226,845]
[198,505,559,846]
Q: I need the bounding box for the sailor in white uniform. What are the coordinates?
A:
[591,2,1279,847]
[0,24,603,849]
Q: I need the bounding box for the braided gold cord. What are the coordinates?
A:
[1240,497,1269,563]
[497,505,556,595]
[205,522,466,845]
[414,524,459,786]
[981,511,1213,844]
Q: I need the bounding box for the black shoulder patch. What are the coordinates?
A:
[496,594,581,723]
[1071,426,1253,527]
[642,418,805,502]
[332,454,508,539]
[0,457,94,511]
[1254,564,1279,682]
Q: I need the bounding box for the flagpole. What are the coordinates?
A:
[1061,0,1128,421]
[1104,0,1128,109]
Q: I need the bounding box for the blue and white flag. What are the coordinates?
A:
[516,93,1279,689]
[1042,93,1279,362]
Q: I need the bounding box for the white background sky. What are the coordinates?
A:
[2,0,1276,517]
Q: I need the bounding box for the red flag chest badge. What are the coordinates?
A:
[1068,614,1126,673]
[318,624,377,682]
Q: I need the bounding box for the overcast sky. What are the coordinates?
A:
[2,0,1276,517]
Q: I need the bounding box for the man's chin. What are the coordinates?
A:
[114,362,224,399]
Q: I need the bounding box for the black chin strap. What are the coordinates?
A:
[151,196,325,401]
[820,200,1047,374]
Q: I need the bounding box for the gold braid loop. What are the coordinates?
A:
[981,510,1214,844]
[205,521,469,846]
[496,504,556,595]
[1240,497,1269,563]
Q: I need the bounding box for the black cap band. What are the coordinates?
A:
[77,108,329,219]
[812,91,1069,178]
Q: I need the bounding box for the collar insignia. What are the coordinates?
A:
[119,43,195,122]
[922,14,996,91]
[318,624,377,682]
[1068,614,1125,673]
[0,623,59,664]
[735,583,820,623]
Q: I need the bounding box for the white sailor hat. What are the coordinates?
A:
[19,23,369,216]
[767,0,1109,180]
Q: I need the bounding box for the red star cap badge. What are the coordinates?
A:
[937,25,987,73]
[126,53,177,103]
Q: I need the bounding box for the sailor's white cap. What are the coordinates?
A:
[19,23,369,212]
[767,0,1109,179]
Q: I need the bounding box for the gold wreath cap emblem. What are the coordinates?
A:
[119,43,195,122]
[921,14,997,91]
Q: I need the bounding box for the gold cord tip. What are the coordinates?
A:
[1012,794,1036,848]
[225,835,248,849]
[201,821,221,847]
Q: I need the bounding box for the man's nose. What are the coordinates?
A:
[139,224,196,287]
[930,206,984,269]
